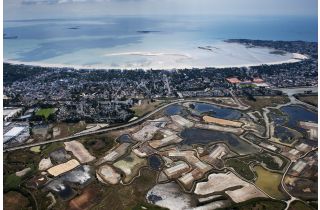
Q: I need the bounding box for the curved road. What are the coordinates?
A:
[4,100,180,152]
[4,98,245,152]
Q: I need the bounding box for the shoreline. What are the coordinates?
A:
[4,53,308,71]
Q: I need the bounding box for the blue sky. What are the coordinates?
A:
[4,0,318,20]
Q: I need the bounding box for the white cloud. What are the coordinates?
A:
[5,0,317,20]
[22,0,106,4]
[21,0,144,4]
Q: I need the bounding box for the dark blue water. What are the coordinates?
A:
[274,126,296,143]
[148,155,163,171]
[280,105,317,132]
[194,103,242,120]
[164,105,183,116]
[116,134,133,143]
[180,128,258,154]
[57,184,76,200]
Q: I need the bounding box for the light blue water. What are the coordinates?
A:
[4,15,317,68]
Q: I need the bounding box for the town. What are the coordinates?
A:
[3,39,318,210]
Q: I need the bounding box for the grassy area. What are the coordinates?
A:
[83,135,115,157]
[295,95,318,107]
[113,152,148,183]
[52,122,86,139]
[40,142,64,156]
[226,159,255,180]
[4,174,22,190]
[30,146,41,153]
[254,165,287,200]
[239,84,257,88]
[241,96,290,111]
[36,108,56,119]
[4,191,31,210]
[91,168,159,210]
[131,100,163,117]
[223,198,287,210]
[288,201,315,210]
[4,149,40,176]
[226,151,288,181]
[132,203,169,210]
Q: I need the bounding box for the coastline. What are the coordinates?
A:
[4,53,308,71]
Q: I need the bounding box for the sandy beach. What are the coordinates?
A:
[4,51,308,71]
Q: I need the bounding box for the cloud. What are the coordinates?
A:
[6,0,317,20]
[22,0,101,4]
[21,0,144,4]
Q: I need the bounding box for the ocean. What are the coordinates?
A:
[4,15,318,70]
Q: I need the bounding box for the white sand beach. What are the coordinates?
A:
[4,42,308,70]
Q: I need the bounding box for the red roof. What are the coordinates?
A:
[226,77,241,84]
[253,78,264,83]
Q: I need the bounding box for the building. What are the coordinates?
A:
[3,107,23,121]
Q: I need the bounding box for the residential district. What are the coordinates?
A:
[3,39,318,210]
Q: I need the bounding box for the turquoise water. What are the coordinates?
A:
[4,16,317,69]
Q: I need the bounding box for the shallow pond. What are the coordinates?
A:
[274,126,298,144]
[116,134,133,143]
[164,105,183,116]
[148,154,163,171]
[180,128,258,155]
[193,103,242,120]
[58,184,75,200]
[280,105,317,132]
[254,165,287,200]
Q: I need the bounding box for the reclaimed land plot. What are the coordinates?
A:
[195,123,243,135]
[96,164,121,185]
[163,161,191,179]
[65,141,96,163]
[95,142,131,165]
[113,152,148,183]
[47,159,80,177]
[203,115,243,127]
[194,172,266,203]
[149,134,183,149]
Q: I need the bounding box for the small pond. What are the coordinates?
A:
[148,154,163,171]
[193,103,243,120]
[180,128,258,155]
[164,105,183,116]
[280,105,317,132]
[116,134,133,143]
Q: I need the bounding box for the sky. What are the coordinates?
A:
[4,0,318,20]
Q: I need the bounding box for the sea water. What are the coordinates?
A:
[4,15,317,70]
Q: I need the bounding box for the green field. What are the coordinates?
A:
[4,174,22,191]
[35,108,56,119]
[226,159,255,180]
[224,198,287,210]
[254,165,287,200]
[226,151,288,181]
[288,200,315,210]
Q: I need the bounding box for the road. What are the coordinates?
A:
[274,86,318,112]
[5,87,315,153]
[281,148,318,210]
[4,100,179,152]
[4,98,246,152]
